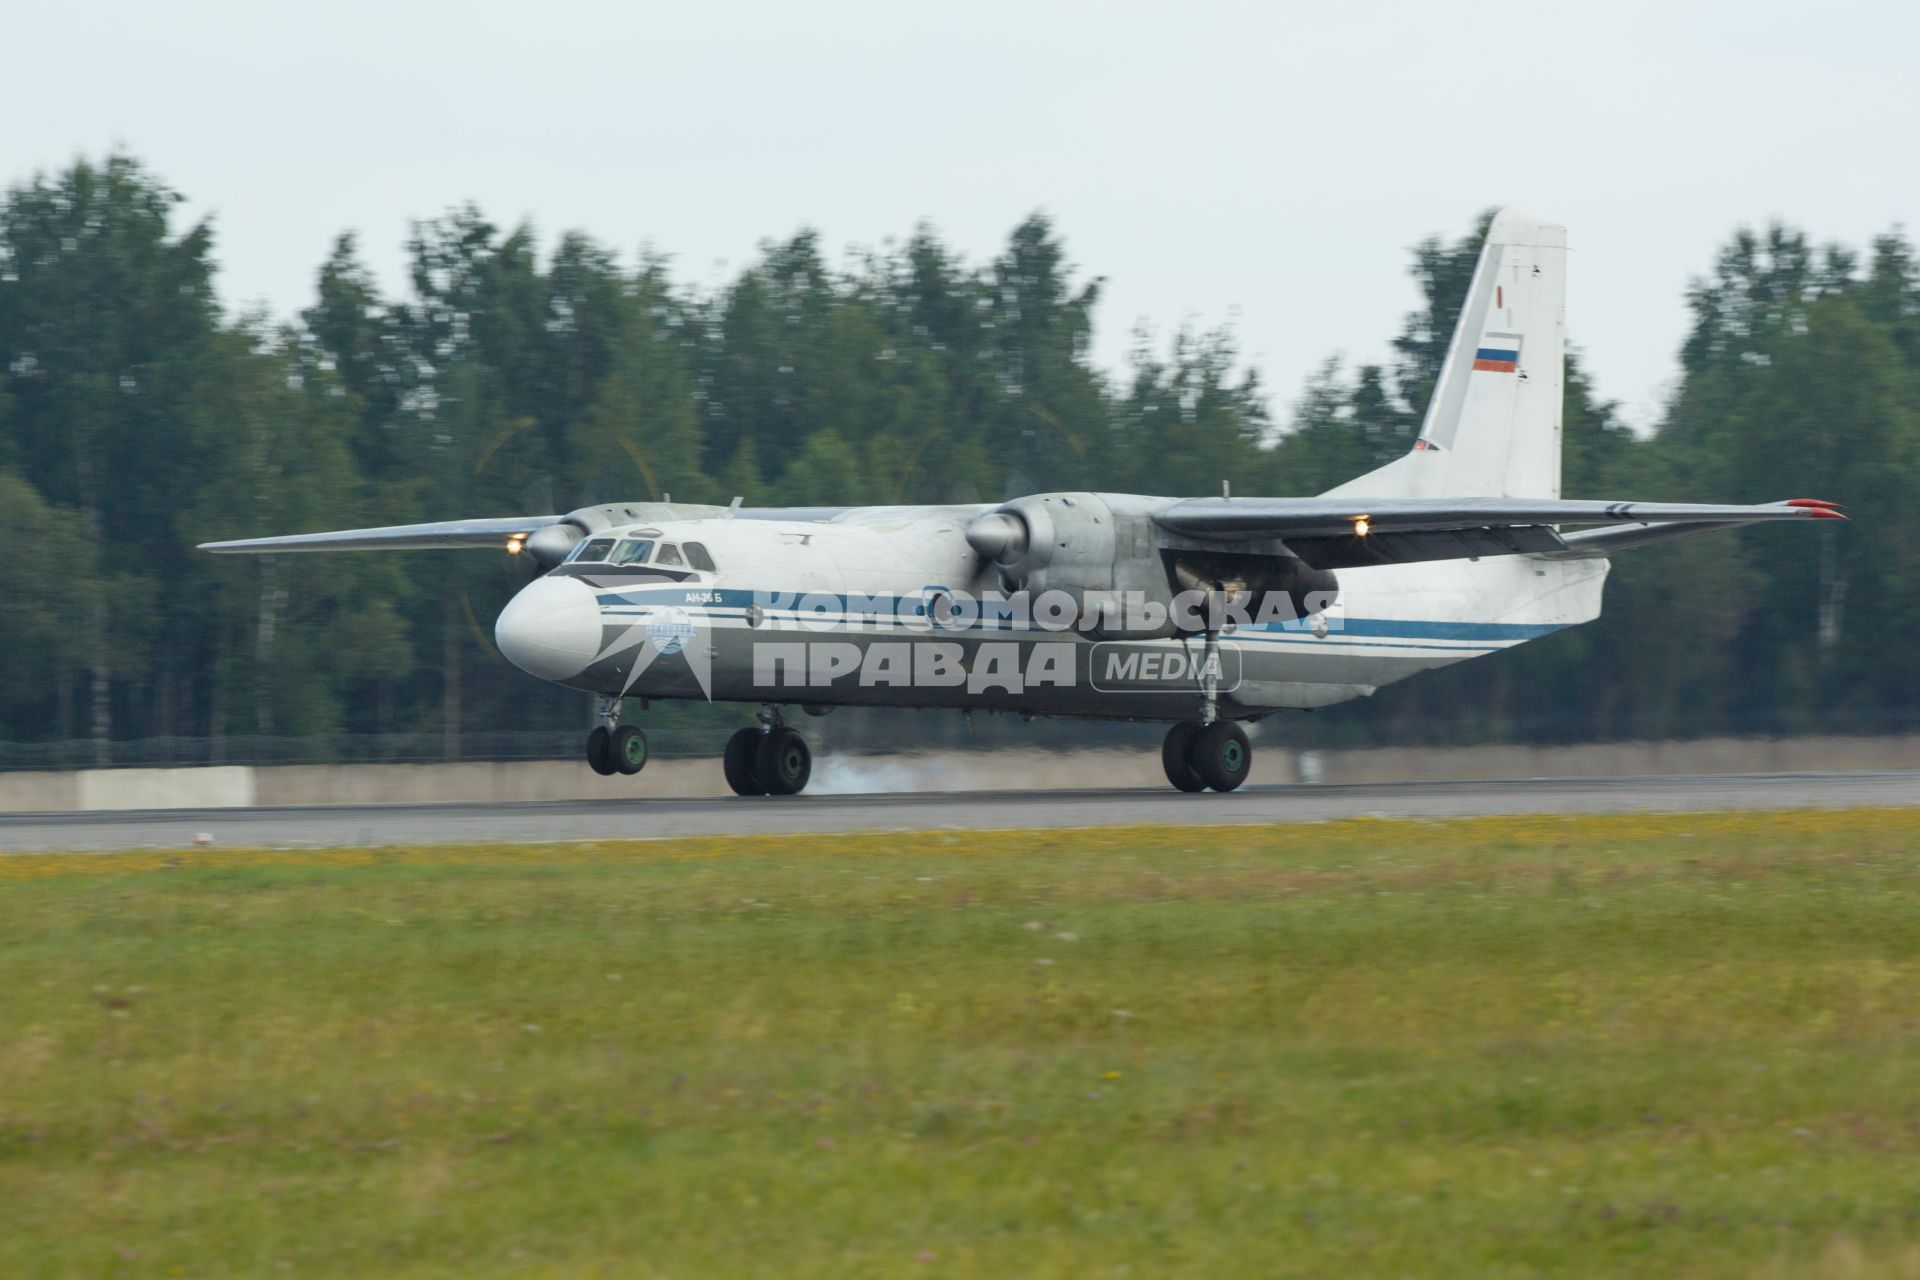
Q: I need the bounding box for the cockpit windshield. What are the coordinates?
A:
[611,538,655,565]
[566,535,617,564]
[563,532,715,571]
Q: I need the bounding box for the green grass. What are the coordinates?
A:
[4,811,1920,1277]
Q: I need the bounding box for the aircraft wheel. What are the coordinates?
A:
[586,726,617,776]
[612,724,649,775]
[1191,721,1251,793]
[1161,721,1207,792]
[755,727,812,796]
[723,727,765,796]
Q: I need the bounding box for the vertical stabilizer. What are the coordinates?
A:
[1323,209,1566,500]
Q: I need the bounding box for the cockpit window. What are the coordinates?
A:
[656,542,685,568]
[567,535,617,564]
[685,542,717,573]
[611,538,655,566]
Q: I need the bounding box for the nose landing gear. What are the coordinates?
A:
[610,725,649,774]
[586,696,648,776]
[587,725,616,776]
[724,706,813,797]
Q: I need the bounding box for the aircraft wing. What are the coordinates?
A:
[199,515,568,554]
[1152,496,1843,569]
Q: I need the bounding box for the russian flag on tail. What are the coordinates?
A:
[1472,332,1522,373]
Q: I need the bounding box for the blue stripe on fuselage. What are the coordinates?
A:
[586,585,1566,644]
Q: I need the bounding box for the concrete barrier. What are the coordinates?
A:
[251,759,722,806]
[1,736,1915,814]
[73,766,256,812]
[0,771,80,813]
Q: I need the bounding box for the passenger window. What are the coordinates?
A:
[656,543,686,568]
[684,542,717,573]
[569,536,617,563]
[611,538,655,565]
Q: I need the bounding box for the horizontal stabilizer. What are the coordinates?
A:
[1543,520,1757,558]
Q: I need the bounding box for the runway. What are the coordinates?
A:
[3,769,1917,852]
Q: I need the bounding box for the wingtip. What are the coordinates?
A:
[1785,498,1848,520]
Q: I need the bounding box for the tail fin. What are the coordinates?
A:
[1324,209,1566,500]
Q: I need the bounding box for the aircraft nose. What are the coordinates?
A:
[495,575,603,681]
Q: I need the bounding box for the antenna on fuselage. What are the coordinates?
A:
[727,496,743,519]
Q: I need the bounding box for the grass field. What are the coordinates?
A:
[4,811,1920,1277]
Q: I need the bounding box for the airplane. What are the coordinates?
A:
[202,210,1843,796]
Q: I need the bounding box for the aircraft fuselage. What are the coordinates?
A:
[493,503,1609,723]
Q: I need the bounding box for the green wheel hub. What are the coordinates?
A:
[611,725,649,776]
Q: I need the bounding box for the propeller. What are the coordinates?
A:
[502,475,565,586]
[523,523,584,569]
[964,500,1053,592]
[964,511,1027,564]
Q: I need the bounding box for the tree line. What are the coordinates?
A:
[0,154,1911,761]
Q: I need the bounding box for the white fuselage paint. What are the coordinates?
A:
[496,504,1610,723]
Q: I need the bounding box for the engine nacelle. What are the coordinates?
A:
[966,491,1339,639]
[965,492,1115,603]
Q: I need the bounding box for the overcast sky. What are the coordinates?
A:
[6,0,1917,431]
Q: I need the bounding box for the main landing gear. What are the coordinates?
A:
[1160,622,1252,792]
[586,696,648,777]
[1161,719,1251,792]
[723,705,812,797]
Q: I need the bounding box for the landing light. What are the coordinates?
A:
[506,533,527,555]
[1353,516,1372,537]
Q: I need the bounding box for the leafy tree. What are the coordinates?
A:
[779,429,875,505]
[0,155,218,755]
[1114,325,1271,496]
[0,474,100,724]
[0,155,1912,756]
[573,260,709,504]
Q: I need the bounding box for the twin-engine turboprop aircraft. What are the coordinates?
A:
[203,210,1842,795]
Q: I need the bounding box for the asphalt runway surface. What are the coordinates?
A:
[3,770,1917,852]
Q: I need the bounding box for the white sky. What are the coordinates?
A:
[6,0,1917,431]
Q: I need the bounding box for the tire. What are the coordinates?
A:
[586,726,617,776]
[723,727,765,796]
[612,724,649,775]
[1191,720,1251,793]
[1161,722,1206,792]
[754,727,812,796]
